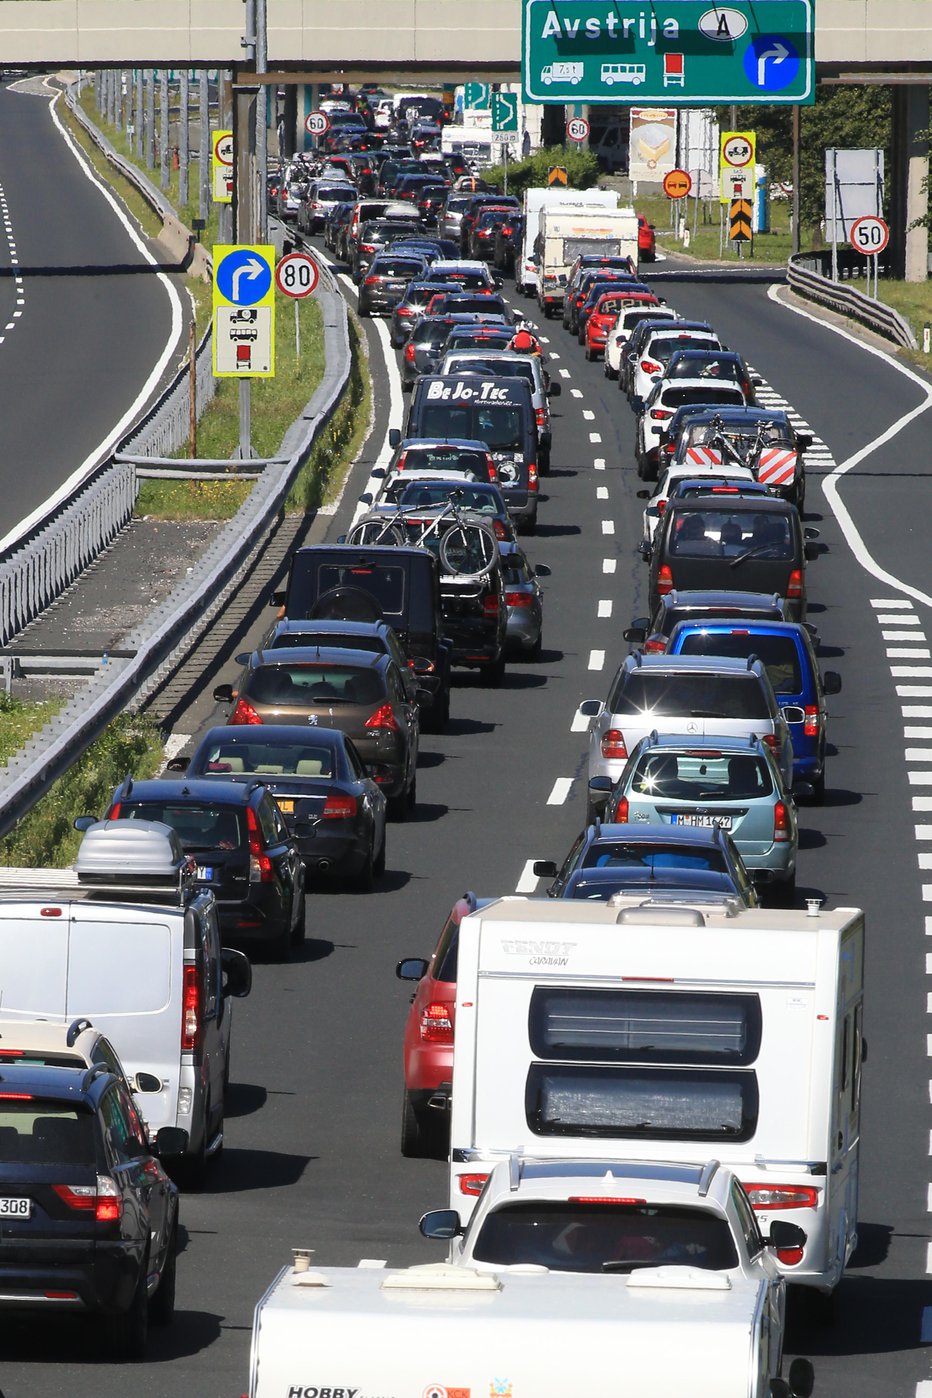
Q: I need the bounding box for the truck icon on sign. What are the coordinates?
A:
[541,61,583,85]
[229,307,259,342]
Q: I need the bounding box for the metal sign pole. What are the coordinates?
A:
[256,0,269,243]
[199,69,210,223]
[179,72,190,208]
[159,69,170,190]
[295,298,300,363]
[239,381,253,461]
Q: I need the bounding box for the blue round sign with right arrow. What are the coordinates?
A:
[216,246,273,306]
[743,34,801,93]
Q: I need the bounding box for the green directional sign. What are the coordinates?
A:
[522,0,814,105]
[464,81,491,109]
[491,92,519,133]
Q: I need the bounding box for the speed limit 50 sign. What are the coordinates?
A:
[850,215,889,256]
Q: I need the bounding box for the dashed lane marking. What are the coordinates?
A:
[588,649,605,670]
[515,859,540,894]
[598,599,612,617]
[546,777,573,806]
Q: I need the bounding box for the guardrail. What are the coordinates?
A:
[787,250,917,351]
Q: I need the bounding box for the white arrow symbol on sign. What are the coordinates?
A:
[757,40,789,86]
[232,257,264,302]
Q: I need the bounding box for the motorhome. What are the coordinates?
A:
[535,204,639,315]
[448,896,864,1297]
[517,186,619,297]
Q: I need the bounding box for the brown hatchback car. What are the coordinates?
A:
[214,646,420,819]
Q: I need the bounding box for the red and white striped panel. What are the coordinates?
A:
[757,448,798,486]
[685,446,723,468]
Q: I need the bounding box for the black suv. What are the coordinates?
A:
[0,1063,185,1357]
[106,778,306,961]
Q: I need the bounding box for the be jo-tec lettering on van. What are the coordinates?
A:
[425,379,512,403]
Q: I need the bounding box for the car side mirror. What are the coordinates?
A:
[804,526,820,540]
[221,948,253,998]
[637,540,652,559]
[752,376,763,387]
[588,776,613,795]
[780,1359,815,1398]
[548,382,561,397]
[532,859,558,878]
[165,756,190,773]
[397,956,430,981]
[419,1208,464,1240]
[388,428,401,448]
[795,433,813,452]
[372,465,386,478]
[578,699,602,718]
[271,588,287,607]
[74,815,97,832]
[767,1220,807,1251]
[793,781,815,801]
[822,670,842,695]
[235,652,249,665]
[134,1071,163,1094]
[359,492,373,506]
[493,274,504,287]
[155,1126,189,1158]
[623,626,647,643]
[213,684,235,704]
[534,563,552,577]
[411,657,433,675]
[636,489,650,500]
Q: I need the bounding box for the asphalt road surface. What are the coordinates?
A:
[1,235,931,1398]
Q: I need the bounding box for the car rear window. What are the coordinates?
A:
[610,672,771,720]
[649,336,717,364]
[627,750,774,801]
[413,319,458,346]
[0,1102,96,1165]
[246,665,386,707]
[371,259,423,278]
[472,1201,738,1272]
[668,509,794,561]
[662,385,746,409]
[580,841,726,872]
[316,563,406,616]
[200,739,336,779]
[449,359,535,388]
[400,447,487,474]
[676,632,802,693]
[315,185,354,201]
[119,802,245,850]
[419,404,523,451]
[400,483,500,514]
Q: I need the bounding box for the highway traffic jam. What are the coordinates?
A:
[0,89,872,1398]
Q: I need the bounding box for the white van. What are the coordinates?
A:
[448,896,864,1297]
[245,1252,815,1398]
[0,821,252,1185]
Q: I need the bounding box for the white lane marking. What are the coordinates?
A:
[547,777,573,806]
[598,599,612,618]
[337,274,402,524]
[921,856,932,870]
[885,631,928,641]
[547,349,558,358]
[571,708,590,733]
[601,519,614,535]
[919,827,932,839]
[583,409,595,420]
[570,387,583,398]
[873,598,914,608]
[890,649,932,659]
[515,859,540,894]
[915,799,932,811]
[0,93,185,555]
[559,367,571,378]
[3,322,13,330]
[893,667,932,678]
[908,750,932,762]
[910,773,932,785]
[907,729,932,739]
[589,431,602,443]
[163,733,191,762]
[603,558,616,573]
[597,486,608,500]
[906,708,932,717]
[880,614,922,625]
[594,457,605,470]
[925,886,932,901]
[538,336,550,345]
[588,649,605,670]
[899,688,932,698]
[770,286,932,609]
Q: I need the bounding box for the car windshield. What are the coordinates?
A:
[471,1201,738,1273]
[676,633,802,694]
[610,673,771,720]
[627,751,774,801]
[196,740,336,779]
[668,510,794,561]
[246,665,385,707]
[118,802,244,852]
[0,1101,96,1165]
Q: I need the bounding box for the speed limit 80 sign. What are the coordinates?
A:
[276,251,320,299]
[850,215,890,256]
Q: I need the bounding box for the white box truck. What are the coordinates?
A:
[517,187,619,297]
[535,204,639,316]
[448,897,864,1297]
[245,1255,815,1398]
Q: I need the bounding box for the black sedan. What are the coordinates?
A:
[168,725,388,889]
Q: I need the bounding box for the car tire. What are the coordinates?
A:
[605,361,617,380]
[172,1116,209,1191]
[290,891,306,948]
[388,786,410,822]
[109,1258,149,1360]
[357,847,376,892]
[529,632,543,662]
[539,449,550,477]
[771,872,797,908]
[400,1089,429,1158]
[358,303,370,318]
[149,1227,178,1327]
[373,830,387,878]
[809,768,826,804]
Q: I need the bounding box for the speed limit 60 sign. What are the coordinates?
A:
[566,116,590,143]
[276,251,320,299]
[305,111,330,137]
[850,215,889,256]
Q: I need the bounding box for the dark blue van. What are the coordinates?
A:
[664,618,841,800]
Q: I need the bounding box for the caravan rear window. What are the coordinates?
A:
[525,1064,759,1142]
[528,988,762,1065]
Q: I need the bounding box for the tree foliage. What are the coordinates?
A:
[485,144,600,197]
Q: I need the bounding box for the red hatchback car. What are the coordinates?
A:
[585,289,660,361]
[396,892,488,1158]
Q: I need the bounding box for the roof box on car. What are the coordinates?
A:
[75,820,191,888]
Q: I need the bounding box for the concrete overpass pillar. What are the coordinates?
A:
[904,85,929,283]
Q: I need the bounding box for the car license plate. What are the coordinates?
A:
[195,865,214,880]
[672,813,732,831]
[277,799,295,815]
[0,1197,31,1217]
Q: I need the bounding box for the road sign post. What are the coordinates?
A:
[305,111,330,141]
[522,0,813,105]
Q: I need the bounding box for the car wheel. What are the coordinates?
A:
[290,891,306,948]
[149,1226,177,1327]
[809,768,826,804]
[388,786,410,822]
[771,872,797,908]
[172,1116,209,1191]
[358,303,370,318]
[406,773,418,813]
[400,1089,429,1158]
[605,361,617,380]
[539,449,550,477]
[529,632,543,662]
[109,1258,149,1360]
[357,847,375,892]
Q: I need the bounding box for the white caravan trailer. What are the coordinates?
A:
[517,186,619,296]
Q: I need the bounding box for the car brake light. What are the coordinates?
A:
[613,795,629,822]
[0,1050,24,1058]
[483,594,499,616]
[773,800,791,842]
[644,638,666,653]
[804,704,820,737]
[506,591,533,608]
[528,463,538,492]
[762,734,779,753]
[365,703,400,733]
[322,794,358,820]
[458,1173,489,1196]
[246,806,274,882]
[568,1195,646,1205]
[492,519,507,541]
[535,407,546,427]
[110,802,122,819]
[94,1176,122,1223]
[182,964,202,1049]
[650,408,672,421]
[231,697,263,725]
[364,275,379,285]
[657,564,674,595]
[419,1002,453,1042]
[485,456,497,482]
[787,568,803,599]
[657,499,667,515]
[0,1092,33,1100]
[641,359,661,374]
[405,342,416,360]
[743,1183,819,1211]
[601,729,628,760]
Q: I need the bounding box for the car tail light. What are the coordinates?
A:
[0,1091,33,1101]
[365,702,400,733]
[364,275,380,285]
[787,568,803,600]
[643,638,666,654]
[404,342,416,360]
[743,1183,819,1211]
[419,1002,453,1042]
[650,408,672,421]
[656,564,674,596]
[804,705,820,737]
[322,794,358,820]
[506,591,533,608]
[360,241,376,252]
[641,359,661,374]
[601,729,628,760]
[762,733,779,754]
[182,964,202,1049]
[773,800,791,842]
[656,499,667,516]
[458,1173,489,1196]
[231,697,263,725]
[483,594,499,617]
[528,463,539,492]
[535,407,546,427]
[53,1178,122,1223]
[492,519,507,541]
[613,795,629,822]
[569,1195,645,1205]
[246,806,274,883]
[484,455,497,481]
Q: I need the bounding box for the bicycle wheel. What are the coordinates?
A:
[439,522,498,579]
[346,517,404,547]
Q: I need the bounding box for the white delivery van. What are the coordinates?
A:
[449,897,864,1297]
[0,821,252,1184]
[517,186,619,297]
[246,1254,815,1398]
[535,204,639,315]
[441,123,496,167]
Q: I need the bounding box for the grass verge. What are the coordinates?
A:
[0,713,164,868]
[287,312,372,512]
[0,694,64,764]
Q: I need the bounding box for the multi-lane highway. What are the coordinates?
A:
[0,78,184,549]
[1,179,932,1397]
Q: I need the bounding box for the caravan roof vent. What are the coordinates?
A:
[614,905,706,928]
[75,820,193,889]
